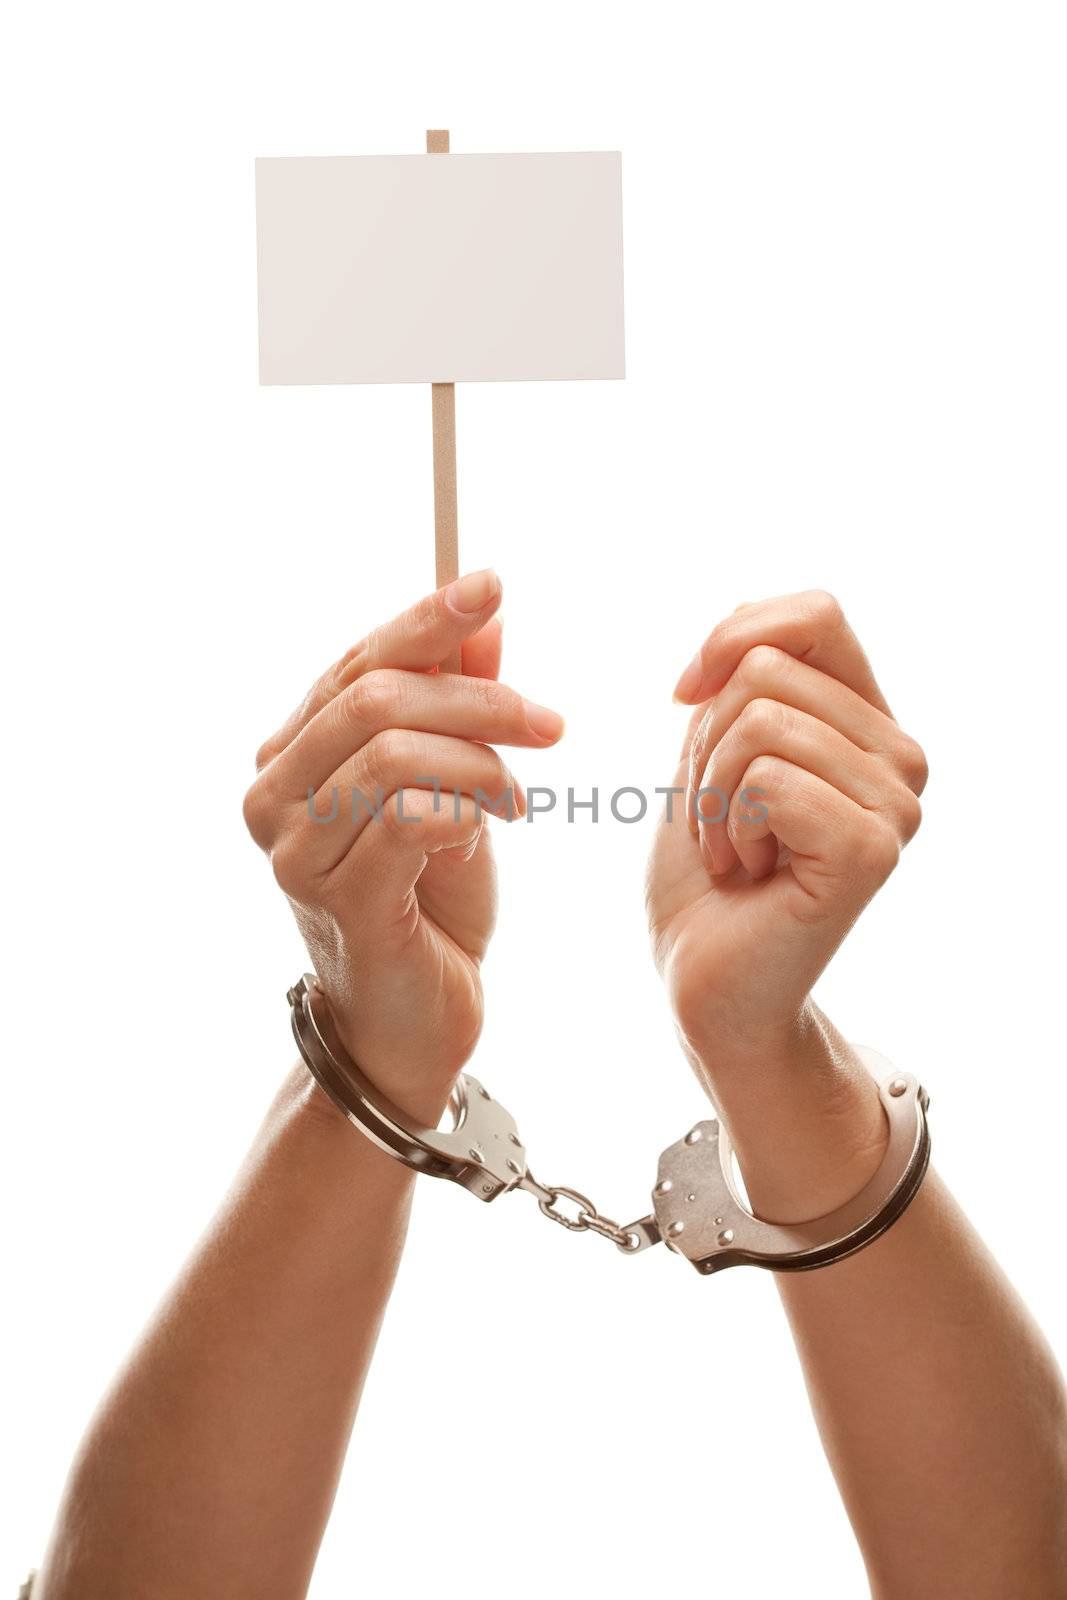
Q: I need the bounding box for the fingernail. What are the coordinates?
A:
[673,653,703,703]
[523,699,565,741]
[446,568,501,614]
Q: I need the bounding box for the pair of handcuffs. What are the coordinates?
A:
[289,975,931,1276]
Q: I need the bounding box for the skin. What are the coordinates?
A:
[655,592,1067,1596]
[34,578,1067,1599]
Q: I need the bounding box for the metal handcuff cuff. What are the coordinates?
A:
[289,975,931,1275]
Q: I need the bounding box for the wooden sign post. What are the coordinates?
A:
[426,130,460,670]
[255,133,625,673]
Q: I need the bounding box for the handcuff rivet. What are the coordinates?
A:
[655,1179,673,1197]
[685,1128,703,1145]
[889,1078,907,1097]
[717,1228,734,1247]
[667,1220,685,1238]
[482,1184,493,1194]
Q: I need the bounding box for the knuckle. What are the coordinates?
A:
[369,725,419,777]
[242,780,274,847]
[801,588,846,630]
[700,617,735,663]
[341,668,399,729]
[472,674,508,716]
[727,777,768,841]
[490,744,511,781]
[473,741,505,784]
[896,787,923,842]
[738,696,789,743]
[254,736,278,772]
[854,819,901,881]
[485,752,517,806]
[896,733,930,795]
[736,643,787,690]
[727,754,782,834]
[419,588,450,632]
[473,674,525,729]
[381,787,433,833]
[811,587,844,619]
[742,752,781,795]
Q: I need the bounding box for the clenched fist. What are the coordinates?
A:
[646,591,928,1215]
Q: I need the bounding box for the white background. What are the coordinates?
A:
[3,3,1065,1595]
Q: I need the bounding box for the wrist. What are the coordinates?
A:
[328,1010,461,1130]
[685,1003,890,1225]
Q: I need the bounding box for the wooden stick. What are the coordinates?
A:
[430,383,458,588]
[426,129,461,672]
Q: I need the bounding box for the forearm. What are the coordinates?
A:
[696,1011,1067,1599]
[35,1064,421,1600]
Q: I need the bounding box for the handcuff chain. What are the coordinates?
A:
[529,1177,642,1251]
[289,976,931,1275]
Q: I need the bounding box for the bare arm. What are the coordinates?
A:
[710,1016,1067,1600]
[36,1069,421,1599]
[652,591,1067,1598]
[35,571,565,1598]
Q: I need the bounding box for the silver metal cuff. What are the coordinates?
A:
[289,974,931,1276]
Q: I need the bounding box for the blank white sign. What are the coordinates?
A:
[255,153,624,385]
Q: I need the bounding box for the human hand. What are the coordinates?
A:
[645,592,927,1210]
[243,571,564,1122]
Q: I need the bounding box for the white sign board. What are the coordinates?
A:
[255,153,625,385]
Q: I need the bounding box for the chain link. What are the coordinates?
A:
[529,1176,642,1251]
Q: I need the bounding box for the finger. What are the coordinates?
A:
[726,755,907,905]
[255,570,502,769]
[461,615,503,682]
[686,644,928,835]
[360,569,502,675]
[254,669,563,815]
[278,733,524,881]
[658,704,709,821]
[726,820,779,883]
[673,591,892,714]
[697,700,914,878]
[678,701,709,768]
[335,789,487,935]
